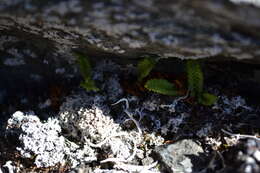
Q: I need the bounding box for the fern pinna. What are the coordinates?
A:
[75,53,99,92]
[186,60,217,105]
[186,60,203,98]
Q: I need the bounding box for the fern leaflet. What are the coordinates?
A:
[75,53,99,92]
[145,79,179,96]
[199,92,218,106]
[137,57,156,81]
[186,60,203,98]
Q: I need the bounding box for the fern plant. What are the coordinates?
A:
[199,92,218,106]
[145,79,179,96]
[137,57,179,96]
[137,57,157,81]
[75,53,99,92]
[186,60,217,105]
[186,60,203,98]
[137,57,217,106]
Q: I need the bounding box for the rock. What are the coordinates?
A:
[222,139,260,173]
[152,139,208,173]
[0,0,260,64]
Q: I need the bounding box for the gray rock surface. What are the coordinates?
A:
[0,0,260,63]
[222,139,260,173]
[153,139,207,173]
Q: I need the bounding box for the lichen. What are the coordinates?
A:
[93,60,123,101]
[213,95,252,114]
[59,93,118,143]
[160,113,188,135]
[6,111,66,167]
[6,111,97,168]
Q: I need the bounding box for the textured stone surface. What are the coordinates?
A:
[153,139,207,173]
[0,0,260,63]
[222,139,260,173]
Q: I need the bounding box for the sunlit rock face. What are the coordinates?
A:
[0,0,260,63]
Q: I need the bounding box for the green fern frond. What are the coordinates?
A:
[199,92,218,106]
[145,79,179,96]
[80,80,99,92]
[186,60,217,105]
[137,57,157,81]
[75,53,99,92]
[186,60,203,98]
[76,53,92,80]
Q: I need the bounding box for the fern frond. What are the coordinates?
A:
[186,60,217,106]
[145,79,179,96]
[137,57,156,81]
[199,92,218,106]
[186,60,203,98]
[80,80,99,92]
[76,53,92,80]
[75,53,99,92]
